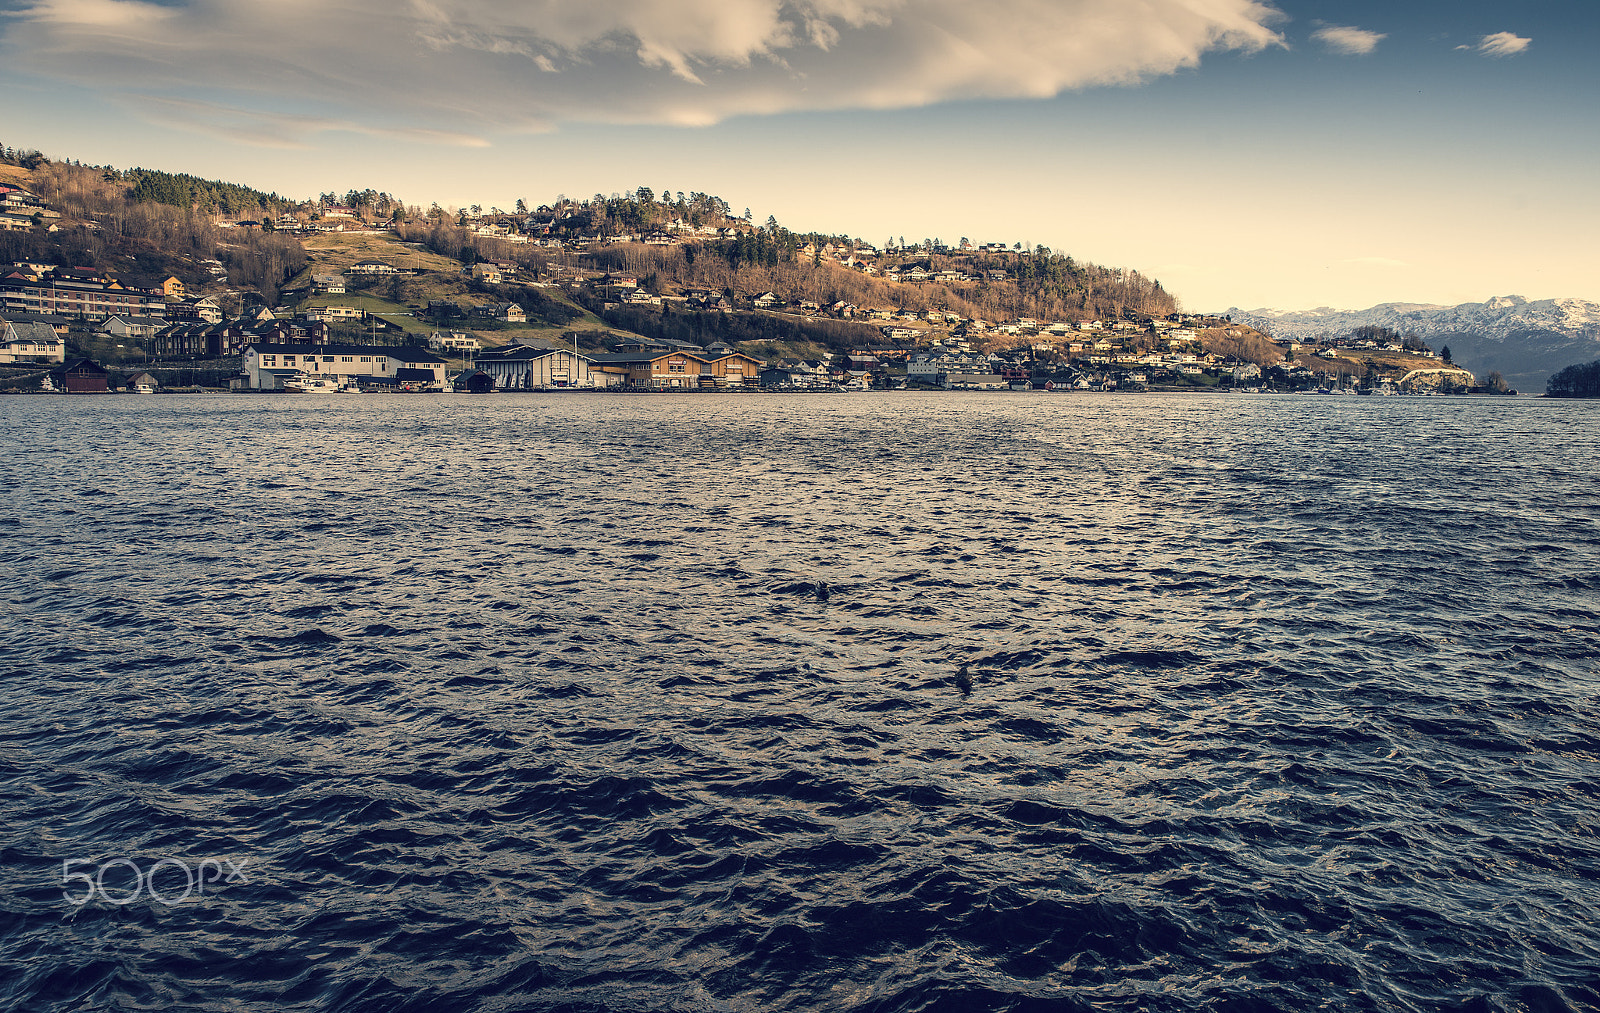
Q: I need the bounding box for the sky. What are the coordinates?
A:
[1,0,1595,312]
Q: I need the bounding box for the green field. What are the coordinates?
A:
[290,233,640,351]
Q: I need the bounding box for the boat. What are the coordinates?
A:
[285,372,343,394]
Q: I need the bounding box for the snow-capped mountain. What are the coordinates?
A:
[1225,296,1600,390]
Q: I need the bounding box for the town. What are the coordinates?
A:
[0,167,1496,396]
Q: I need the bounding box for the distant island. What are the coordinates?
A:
[1546,360,1600,398]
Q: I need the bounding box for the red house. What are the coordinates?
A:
[60,357,110,394]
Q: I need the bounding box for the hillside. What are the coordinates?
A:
[1229,297,1600,391]
[0,158,307,300]
[285,233,623,349]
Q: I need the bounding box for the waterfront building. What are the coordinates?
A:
[474,344,617,389]
[240,342,447,391]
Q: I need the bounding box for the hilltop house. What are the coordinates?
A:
[475,302,526,323]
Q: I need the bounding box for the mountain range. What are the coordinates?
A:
[1227,296,1600,391]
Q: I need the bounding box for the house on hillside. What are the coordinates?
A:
[168,297,222,324]
[475,302,526,323]
[0,319,66,363]
[428,331,481,355]
[98,315,158,343]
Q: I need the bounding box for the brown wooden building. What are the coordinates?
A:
[59,357,110,394]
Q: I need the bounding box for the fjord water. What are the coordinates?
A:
[2,392,1597,1013]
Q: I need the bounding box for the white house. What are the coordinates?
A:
[304,305,365,322]
[428,331,482,355]
[0,319,66,363]
[98,315,159,342]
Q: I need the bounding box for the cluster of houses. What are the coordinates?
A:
[0,184,61,233]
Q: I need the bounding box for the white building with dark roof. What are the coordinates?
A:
[242,342,447,391]
[0,319,66,363]
[473,343,618,389]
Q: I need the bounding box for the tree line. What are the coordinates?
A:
[7,158,306,300]
[1546,360,1600,398]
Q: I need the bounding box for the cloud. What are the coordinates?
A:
[2,0,1287,134]
[1458,32,1531,58]
[129,97,493,149]
[1310,24,1385,56]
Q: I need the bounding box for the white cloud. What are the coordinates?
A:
[2,0,1287,136]
[130,97,493,149]
[1310,24,1385,56]
[1459,32,1532,58]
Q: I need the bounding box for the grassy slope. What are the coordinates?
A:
[290,233,639,351]
[1293,346,1459,379]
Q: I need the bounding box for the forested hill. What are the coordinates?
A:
[400,188,1178,326]
[122,168,294,218]
[2,146,1177,325]
[0,150,307,298]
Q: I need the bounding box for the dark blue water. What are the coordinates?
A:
[2,392,1598,1012]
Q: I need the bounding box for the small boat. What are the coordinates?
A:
[286,372,342,394]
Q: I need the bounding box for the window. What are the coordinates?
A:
[341,357,352,362]
[323,356,334,362]
[284,356,296,365]
[360,357,371,363]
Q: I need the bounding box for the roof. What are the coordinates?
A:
[477,344,583,362]
[244,342,445,363]
[3,320,63,344]
[590,351,706,365]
